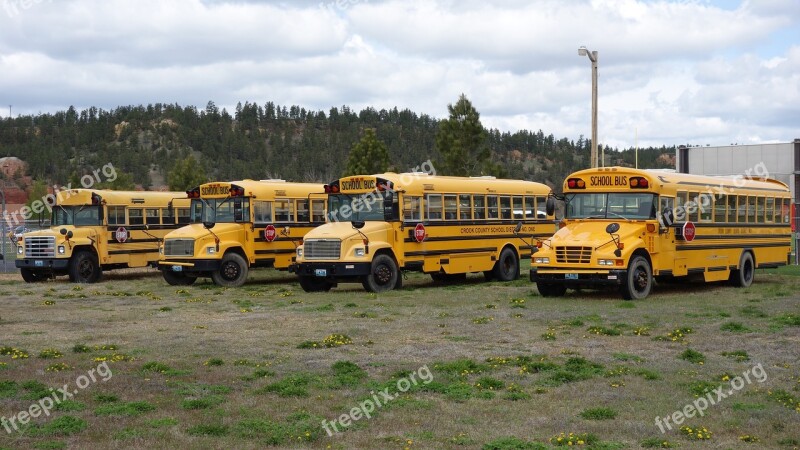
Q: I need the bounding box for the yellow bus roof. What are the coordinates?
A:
[56,189,189,207]
[565,167,790,194]
[336,173,551,196]
[197,180,324,199]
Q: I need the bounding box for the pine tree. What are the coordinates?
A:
[435,94,493,176]
[344,128,389,176]
[167,155,208,191]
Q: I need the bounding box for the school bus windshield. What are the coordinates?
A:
[52,205,103,226]
[191,198,251,224]
[565,193,657,220]
[327,193,391,222]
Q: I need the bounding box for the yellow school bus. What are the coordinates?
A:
[158,180,325,287]
[291,173,555,292]
[530,167,792,299]
[16,189,190,283]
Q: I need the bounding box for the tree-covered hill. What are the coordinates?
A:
[0,101,675,191]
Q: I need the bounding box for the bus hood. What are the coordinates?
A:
[304,221,391,242]
[549,221,646,249]
[165,223,242,239]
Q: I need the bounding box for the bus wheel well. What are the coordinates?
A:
[373,248,398,265]
[224,247,247,260]
[501,244,520,260]
[631,249,651,267]
[742,249,755,267]
[72,245,98,258]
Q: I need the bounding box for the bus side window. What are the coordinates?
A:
[459,194,471,220]
[536,196,547,218]
[524,196,535,219]
[426,194,442,221]
[474,196,486,219]
[765,197,775,223]
[727,195,737,223]
[499,196,512,219]
[676,192,688,222]
[688,193,700,222]
[108,206,126,225]
[699,194,712,222]
[146,208,160,225]
[737,196,747,223]
[747,196,756,223]
[311,200,325,223]
[253,201,272,224]
[161,208,174,224]
[487,196,499,219]
[782,198,791,223]
[714,195,727,223]
[296,200,309,223]
[274,200,292,223]
[512,196,523,220]
[403,196,421,221]
[444,195,457,220]
[756,197,765,223]
[179,208,192,224]
[659,197,674,225]
[129,208,144,225]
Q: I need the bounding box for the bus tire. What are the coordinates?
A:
[69,251,102,283]
[483,271,495,281]
[729,251,754,288]
[20,268,46,283]
[299,276,333,292]
[537,282,566,297]
[211,252,248,287]
[363,253,399,293]
[621,255,652,300]
[162,270,197,286]
[492,247,519,282]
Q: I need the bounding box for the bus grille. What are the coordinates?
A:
[305,239,341,260]
[24,236,56,258]
[555,246,592,264]
[165,239,194,257]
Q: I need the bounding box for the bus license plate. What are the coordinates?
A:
[35,260,44,267]
[315,269,327,277]
[171,265,183,272]
[565,273,579,280]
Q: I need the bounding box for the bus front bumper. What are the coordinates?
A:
[158,260,221,274]
[290,262,371,281]
[530,268,627,286]
[16,258,70,271]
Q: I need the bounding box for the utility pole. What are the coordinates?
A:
[578,47,599,168]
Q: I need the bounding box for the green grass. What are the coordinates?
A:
[579,407,618,420]
[94,401,157,417]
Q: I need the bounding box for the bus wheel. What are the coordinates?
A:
[299,276,333,292]
[493,247,519,281]
[212,253,248,287]
[162,270,197,286]
[20,268,46,283]
[537,282,566,297]
[729,252,754,288]
[363,254,399,293]
[69,251,102,283]
[621,255,652,300]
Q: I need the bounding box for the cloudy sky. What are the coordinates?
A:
[0,0,798,149]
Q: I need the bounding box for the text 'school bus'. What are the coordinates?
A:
[530,167,792,300]
[157,180,325,287]
[290,173,555,293]
[16,189,190,283]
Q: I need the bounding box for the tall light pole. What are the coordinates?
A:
[578,46,599,168]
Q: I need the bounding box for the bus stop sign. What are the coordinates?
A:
[115,227,128,243]
[414,223,426,243]
[264,224,277,242]
[682,222,696,242]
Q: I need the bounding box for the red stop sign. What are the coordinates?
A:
[414,223,426,243]
[115,227,128,243]
[264,224,277,242]
[682,221,696,242]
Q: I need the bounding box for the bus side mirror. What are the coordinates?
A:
[60,228,67,236]
[203,222,216,230]
[514,222,523,234]
[546,197,555,216]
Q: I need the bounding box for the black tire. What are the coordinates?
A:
[69,251,102,283]
[620,255,652,300]
[430,273,467,284]
[298,276,333,292]
[729,252,754,288]
[537,282,566,297]
[162,270,197,286]
[492,247,519,282]
[20,268,46,283]
[211,252,249,287]
[363,253,399,293]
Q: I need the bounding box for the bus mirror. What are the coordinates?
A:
[60,228,67,236]
[143,224,149,231]
[546,197,555,216]
[605,223,620,234]
[514,222,523,234]
[203,222,216,230]
[66,231,73,239]
[352,221,366,230]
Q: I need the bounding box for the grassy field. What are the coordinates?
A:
[0,263,799,450]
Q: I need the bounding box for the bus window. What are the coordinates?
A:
[676,192,688,222]
[427,194,442,220]
[275,200,293,223]
[536,196,547,218]
[524,196,535,219]
[311,199,325,223]
[162,208,174,224]
[403,196,421,221]
[782,198,791,223]
[699,194,712,222]
[474,195,486,219]
[659,197,674,226]
[129,208,144,225]
[146,208,160,225]
[727,195,737,223]
[765,198,775,223]
[500,196,512,219]
[512,196,523,219]
[297,200,310,223]
[714,195,727,223]
[747,196,756,223]
[444,195,458,220]
[108,206,126,225]
[178,208,191,224]
[756,197,765,223]
[737,196,747,223]
[487,195,499,219]
[253,201,272,224]
[459,195,471,220]
[687,194,700,223]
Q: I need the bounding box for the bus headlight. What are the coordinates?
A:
[58,246,65,254]
[17,246,24,255]
[206,246,217,255]
[598,259,615,266]
[534,257,550,264]
[296,248,303,258]
[354,248,365,257]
